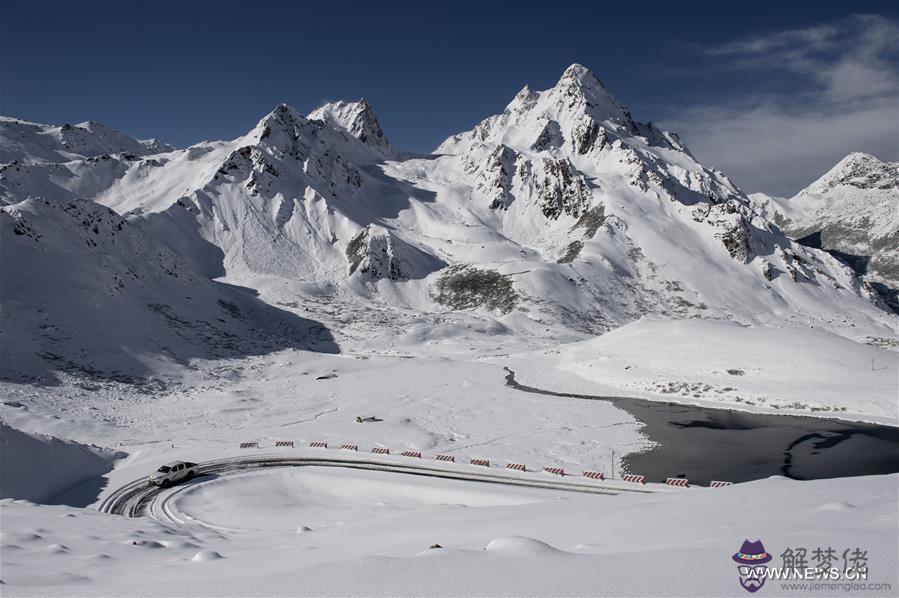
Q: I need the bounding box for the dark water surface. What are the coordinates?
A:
[504,368,899,485]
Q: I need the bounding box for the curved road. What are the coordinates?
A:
[100,454,658,519]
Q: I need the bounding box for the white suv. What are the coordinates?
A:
[148,461,199,487]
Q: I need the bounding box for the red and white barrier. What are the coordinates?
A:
[710,480,733,488]
[470,458,490,467]
[341,444,358,451]
[544,466,565,476]
[401,451,422,458]
[309,442,328,448]
[506,463,526,472]
[583,470,605,480]
[666,477,689,487]
[275,441,294,448]
[239,442,258,449]
[621,474,645,484]
[371,447,390,455]
[435,454,455,463]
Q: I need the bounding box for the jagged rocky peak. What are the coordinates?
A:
[309,98,389,150]
[252,103,311,143]
[557,63,607,93]
[506,85,538,112]
[803,152,898,194]
[544,63,637,132]
[140,138,174,154]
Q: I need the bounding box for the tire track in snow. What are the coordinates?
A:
[99,454,661,520]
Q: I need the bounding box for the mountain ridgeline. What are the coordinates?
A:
[1,64,895,380]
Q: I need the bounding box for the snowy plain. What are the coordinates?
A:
[2,341,898,596]
[3,468,896,596]
[507,318,898,425]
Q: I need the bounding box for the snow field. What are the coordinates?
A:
[507,318,899,424]
[2,471,895,596]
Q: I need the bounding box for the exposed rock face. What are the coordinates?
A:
[466,144,518,210]
[703,202,753,263]
[346,225,409,281]
[536,157,590,219]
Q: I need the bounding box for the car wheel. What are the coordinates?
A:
[187,471,195,481]
[161,479,171,488]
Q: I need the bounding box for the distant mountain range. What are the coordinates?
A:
[751,152,898,312]
[1,64,895,381]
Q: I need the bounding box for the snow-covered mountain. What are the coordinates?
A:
[0,116,171,166]
[1,65,895,379]
[0,117,173,207]
[0,197,336,382]
[751,152,898,311]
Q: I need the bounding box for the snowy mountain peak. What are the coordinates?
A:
[253,103,309,140]
[308,98,389,151]
[558,63,606,91]
[506,85,539,112]
[0,116,172,165]
[753,152,899,310]
[248,103,330,162]
[802,152,898,195]
[546,63,635,131]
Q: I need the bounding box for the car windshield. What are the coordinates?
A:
[157,466,172,473]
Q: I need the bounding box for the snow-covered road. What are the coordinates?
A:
[100,453,665,519]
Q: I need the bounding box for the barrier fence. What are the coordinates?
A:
[230,440,717,491]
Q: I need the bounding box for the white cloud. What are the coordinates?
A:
[663,14,898,196]
[667,98,897,197]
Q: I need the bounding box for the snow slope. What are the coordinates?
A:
[0,197,336,383]
[0,423,124,504]
[2,472,895,595]
[517,319,898,424]
[0,116,170,167]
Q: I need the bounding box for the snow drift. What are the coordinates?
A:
[0,422,124,504]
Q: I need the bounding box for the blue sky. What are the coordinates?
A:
[2,0,896,195]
